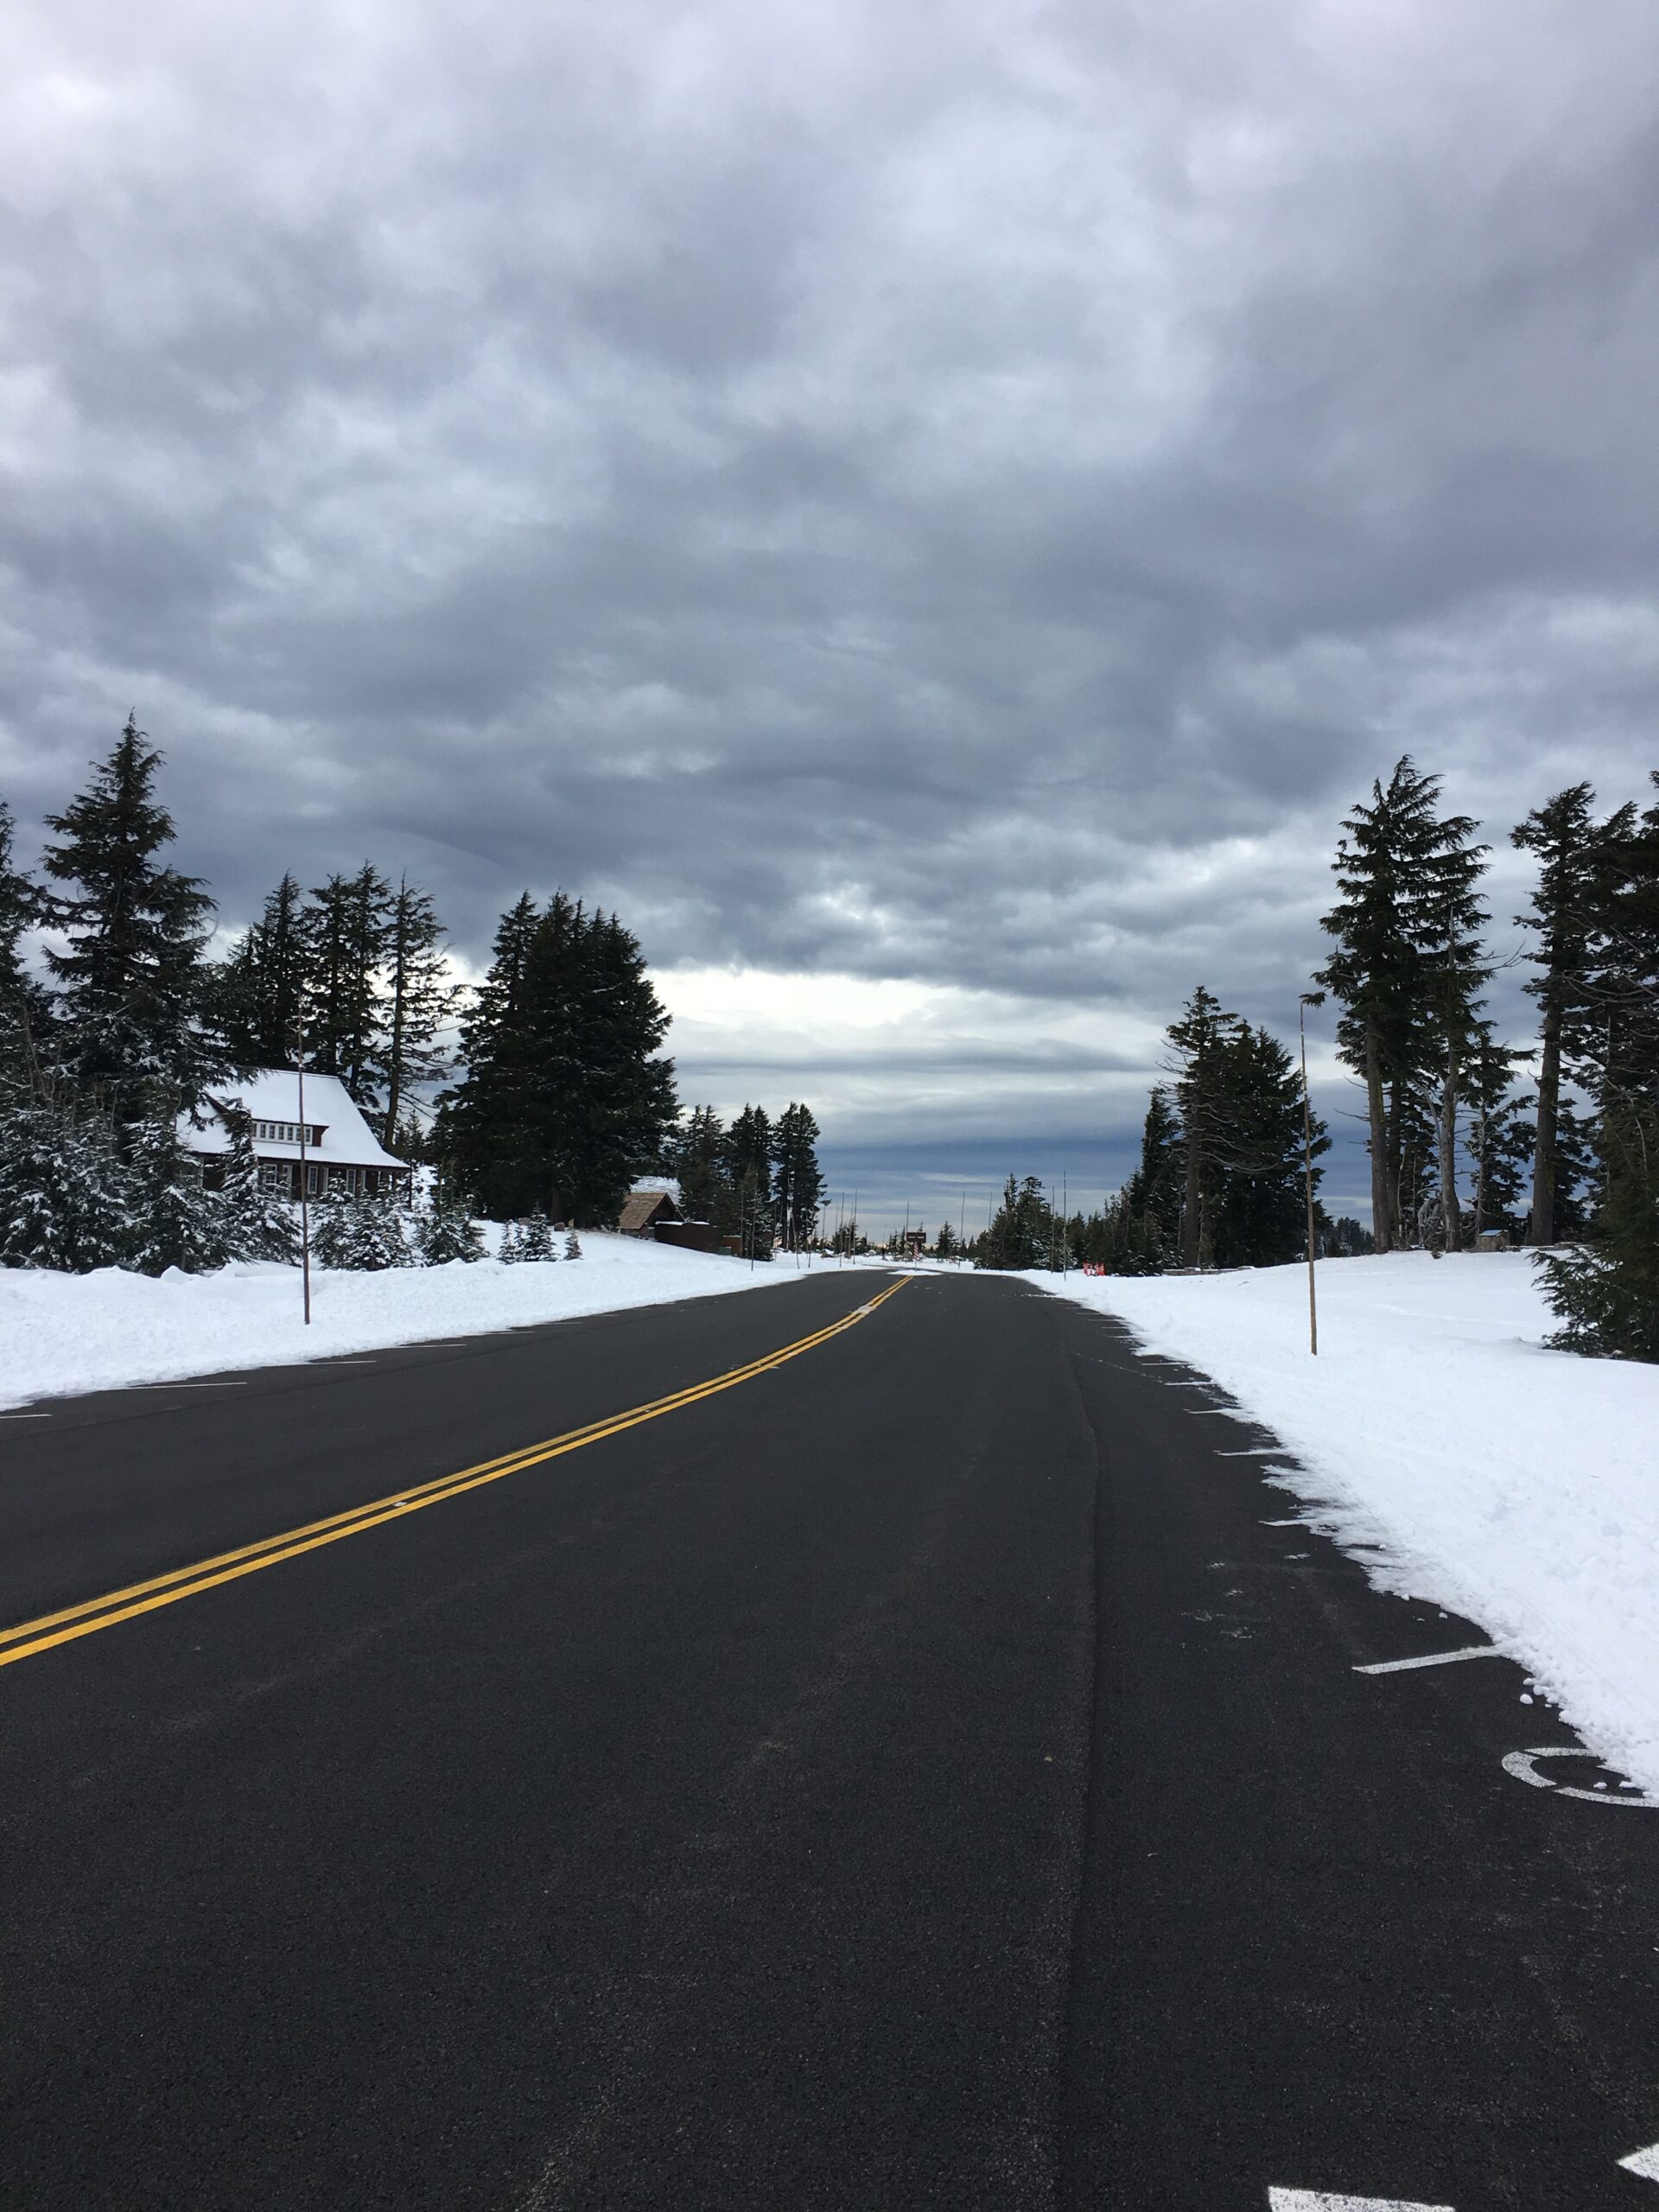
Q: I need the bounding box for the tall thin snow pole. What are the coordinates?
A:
[1062,1172,1068,1276]
[1300,993,1322,1357]
[296,1018,313,1327]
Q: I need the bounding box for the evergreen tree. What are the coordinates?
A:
[771,1103,824,1249]
[1511,786,1637,1244]
[934,1218,958,1260]
[1160,993,1327,1268]
[216,1102,300,1262]
[378,875,460,1144]
[1122,1087,1183,1248]
[1208,1023,1329,1269]
[977,1173,1050,1269]
[1538,772,1659,1358]
[722,1103,774,1245]
[441,894,677,1225]
[124,1111,235,1275]
[517,1211,556,1261]
[216,872,311,1071]
[0,798,49,1099]
[1165,986,1236,1268]
[1071,1191,1170,1274]
[1319,1215,1375,1258]
[416,1185,486,1265]
[1417,800,1491,1251]
[1537,1098,1659,1362]
[437,893,541,1217]
[497,1218,524,1263]
[41,718,222,1129]
[667,1105,735,1235]
[306,864,393,1107]
[312,1188,410,1271]
[563,1230,582,1260]
[1464,1035,1523,1242]
[0,1093,136,1271]
[1317,759,1469,1252]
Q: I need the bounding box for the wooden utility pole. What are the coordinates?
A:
[1299,993,1324,1356]
[295,1017,313,1326]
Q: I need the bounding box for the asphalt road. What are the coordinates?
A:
[2,1268,1656,2210]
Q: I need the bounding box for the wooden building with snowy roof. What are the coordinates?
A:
[178,1070,413,1204]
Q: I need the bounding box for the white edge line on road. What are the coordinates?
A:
[0,1413,49,1419]
[1618,2141,1659,2180]
[1219,1447,1282,1456]
[130,1381,249,1389]
[1268,2193,1455,2210]
[1355,1644,1503,1675]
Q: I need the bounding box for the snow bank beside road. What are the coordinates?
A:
[0,1235,806,1411]
[1045,1253,1659,1795]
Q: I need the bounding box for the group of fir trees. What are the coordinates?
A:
[1,719,677,1274]
[435,893,678,1229]
[1110,990,1331,1273]
[661,1099,825,1254]
[1316,757,1658,1357]
[216,862,460,1152]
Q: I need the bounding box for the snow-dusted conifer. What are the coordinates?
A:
[416,1186,485,1265]
[215,1103,298,1262]
[312,1189,410,1272]
[563,1230,582,1259]
[517,1211,556,1262]
[125,1112,234,1275]
[497,1218,524,1263]
[0,1098,136,1271]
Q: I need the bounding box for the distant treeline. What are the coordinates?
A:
[0,716,824,1269]
[975,759,1659,1362]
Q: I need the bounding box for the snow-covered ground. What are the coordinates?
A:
[0,1235,813,1411]
[1035,1252,1659,1796]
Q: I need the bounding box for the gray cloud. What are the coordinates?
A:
[3,0,1657,1210]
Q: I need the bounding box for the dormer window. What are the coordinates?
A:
[253,1119,324,1146]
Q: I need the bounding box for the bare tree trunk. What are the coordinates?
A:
[1439,1044,1462,1251]
[1364,1027,1392,1252]
[1529,993,1562,1245]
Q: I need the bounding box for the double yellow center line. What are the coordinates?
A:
[0,1276,910,1673]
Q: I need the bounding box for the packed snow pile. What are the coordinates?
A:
[1046,1251,1659,1793]
[0,1234,806,1411]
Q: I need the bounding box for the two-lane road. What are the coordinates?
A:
[3,1269,1656,2209]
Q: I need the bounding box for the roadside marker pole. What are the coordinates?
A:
[295,1017,313,1327]
[1299,992,1322,1357]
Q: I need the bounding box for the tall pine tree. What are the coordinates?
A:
[771,1103,824,1249]
[440,893,677,1225]
[41,717,222,1131]
[1318,759,1478,1250]
[378,874,460,1146]
[216,872,311,1071]
[306,863,392,1106]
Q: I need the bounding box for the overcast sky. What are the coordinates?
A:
[4,0,1657,1228]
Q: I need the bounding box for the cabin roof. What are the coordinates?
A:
[177,1069,409,1169]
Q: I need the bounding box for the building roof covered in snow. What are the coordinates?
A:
[617,1188,683,1235]
[178,1070,408,1169]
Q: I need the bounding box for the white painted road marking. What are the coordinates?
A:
[1354,1643,1504,1675]
[1618,2142,1659,2181]
[1269,2192,1454,2210]
[131,1381,249,1389]
[1502,1746,1659,1807]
